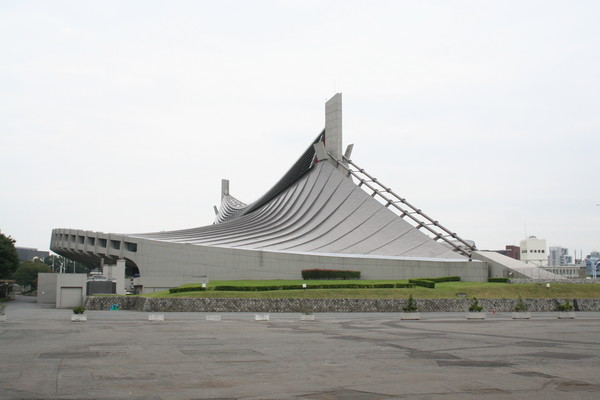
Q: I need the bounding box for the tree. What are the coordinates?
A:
[0,233,19,279]
[43,255,63,272]
[468,297,484,312]
[13,261,52,289]
[402,294,418,312]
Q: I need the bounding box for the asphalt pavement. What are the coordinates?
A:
[1,295,600,399]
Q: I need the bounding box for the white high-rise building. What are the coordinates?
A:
[548,246,573,267]
[520,236,547,266]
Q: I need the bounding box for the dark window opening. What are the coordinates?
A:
[124,242,137,252]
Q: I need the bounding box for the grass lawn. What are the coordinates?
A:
[142,280,600,299]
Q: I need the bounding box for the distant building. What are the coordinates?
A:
[492,245,520,260]
[504,245,520,260]
[519,236,547,267]
[585,251,600,277]
[548,246,573,267]
[15,247,49,262]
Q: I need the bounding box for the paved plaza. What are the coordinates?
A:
[1,296,600,400]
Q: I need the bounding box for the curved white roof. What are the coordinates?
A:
[132,159,465,260]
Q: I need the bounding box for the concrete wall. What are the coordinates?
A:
[56,274,87,308]
[50,228,488,294]
[131,240,488,293]
[103,259,126,295]
[37,273,58,304]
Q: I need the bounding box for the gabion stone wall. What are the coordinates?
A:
[85,296,600,313]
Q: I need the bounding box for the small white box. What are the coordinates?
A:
[558,312,575,319]
[400,312,421,320]
[148,314,164,322]
[512,312,531,320]
[467,312,486,320]
[254,313,270,321]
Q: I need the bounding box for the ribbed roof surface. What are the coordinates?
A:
[133,160,465,260]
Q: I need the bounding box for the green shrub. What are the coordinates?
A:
[72,306,86,314]
[308,283,365,289]
[429,276,461,283]
[213,285,298,291]
[488,278,509,283]
[402,294,418,312]
[514,296,529,312]
[409,279,436,288]
[300,306,313,315]
[211,282,415,291]
[468,297,483,312]
[556,299,574,312]
[372,283,395,288]
[301,269,361,280]
[169,286,206,294]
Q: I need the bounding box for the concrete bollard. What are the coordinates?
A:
[254,313,270,321]
[148,314,164,322]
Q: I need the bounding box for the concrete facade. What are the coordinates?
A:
[520,235,547,266]
[51,94,498,292]
[36,273,87,307]
[36,273,57,304]
[102,259,126,295]
[55,273,87,308]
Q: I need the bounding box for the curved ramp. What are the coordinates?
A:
[473,251,565,280]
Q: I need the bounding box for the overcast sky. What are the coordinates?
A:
[1,1,599,259]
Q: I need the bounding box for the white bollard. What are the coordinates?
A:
[254,313,270,321]
[148,314,164,322]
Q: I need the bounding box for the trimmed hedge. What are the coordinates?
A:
[302,269,361,280]
[213,285,302,291]
[429,276,461,283]
[488,278,509,283]
[213,283,415,291]
[169,277,455,293]
[169,286,206,294]
[409,279,436,289]
[406,276,460,289]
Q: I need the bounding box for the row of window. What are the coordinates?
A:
[521,249,545,254]
[56,233,137,252]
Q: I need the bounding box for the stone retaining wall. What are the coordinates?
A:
[86,296,600,313]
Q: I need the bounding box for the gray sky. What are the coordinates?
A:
[1,0,599,258]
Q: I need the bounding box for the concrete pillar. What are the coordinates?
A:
[102,260,126,295]
[325,93,342,160]
[221,179,229,200]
